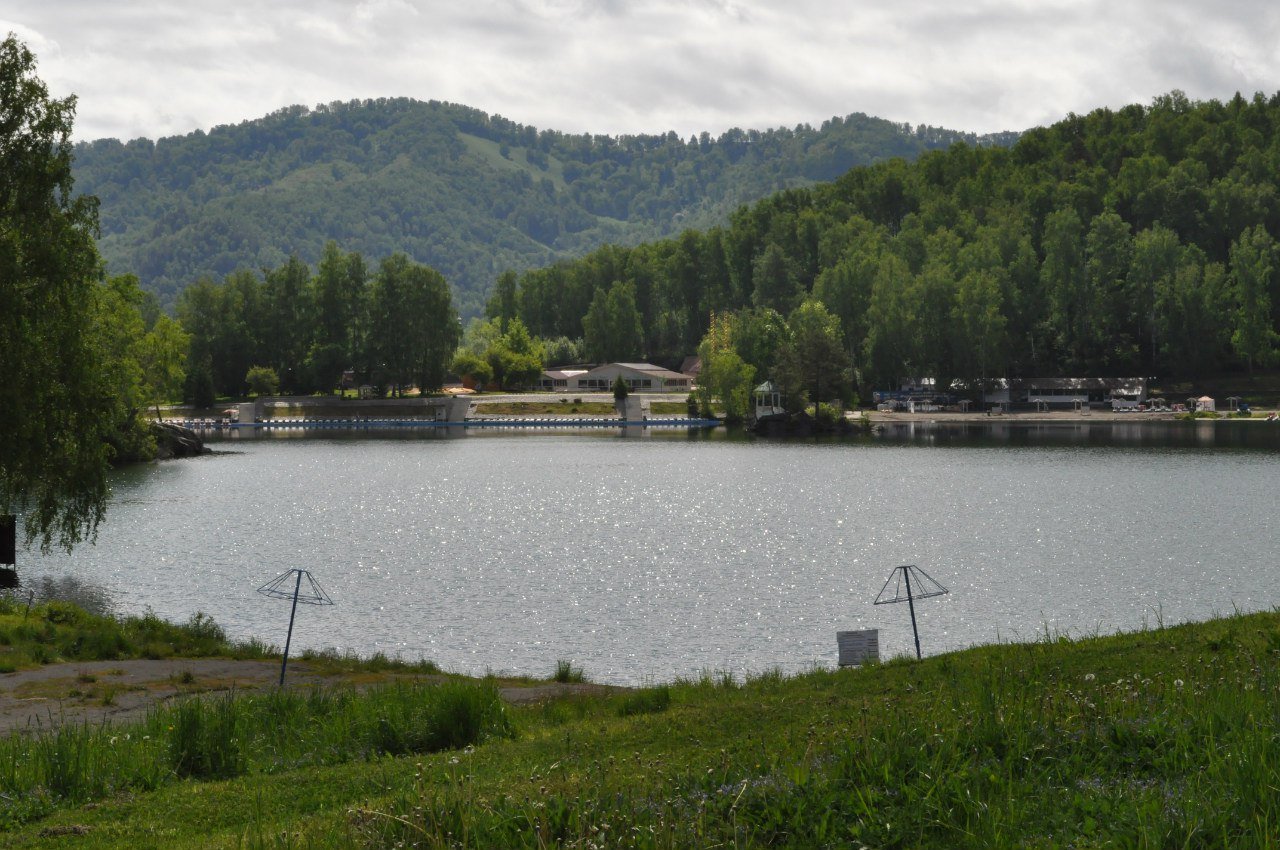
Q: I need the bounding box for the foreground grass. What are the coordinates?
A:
[6,610,1280,847]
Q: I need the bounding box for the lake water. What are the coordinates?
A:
[17,421,1280,685]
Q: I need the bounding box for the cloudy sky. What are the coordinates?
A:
[5,0,1280,143]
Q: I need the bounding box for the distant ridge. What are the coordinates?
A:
[71,98,1018,315]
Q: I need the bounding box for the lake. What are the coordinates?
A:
[17,421,1280,685]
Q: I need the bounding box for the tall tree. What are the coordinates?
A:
[776,299,851,412]
[863,254,920,389]
[582,281,643,363]
[367,254,458,395]
[138,314,190,411]
[312,241,368,389]
[1083,212,1133,370]
[1229,225,1278,372]
[751,243,801,313]
[0,36,118,550]
[1040,208,1087,367]
[696,313,756,423]
[950,269,1007,394]
[262,255,315,390]
[1127,225,1182,372]
[486,269,519,334]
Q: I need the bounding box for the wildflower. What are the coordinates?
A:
[1174,679,1184,688]
[1084,673,1095,682]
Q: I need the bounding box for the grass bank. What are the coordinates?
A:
[0,588,262,671]
[5,608,1280,847]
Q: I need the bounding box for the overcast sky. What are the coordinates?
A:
[6,1,1280,143]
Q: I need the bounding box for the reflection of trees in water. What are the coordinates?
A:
[871,421,1280,450]
[4,574,116,618]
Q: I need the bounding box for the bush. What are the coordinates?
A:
[612,376,629,401]
[245,365,280,397]
[553,660,585,683]
[815,401,843,426]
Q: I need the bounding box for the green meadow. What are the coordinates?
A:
[3,593,1280,848]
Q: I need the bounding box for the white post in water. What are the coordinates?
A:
[257,568,334,685]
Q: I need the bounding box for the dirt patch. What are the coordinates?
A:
[0,659,318,733]
[0,659,625,733]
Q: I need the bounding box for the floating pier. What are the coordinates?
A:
[169,416,719,432]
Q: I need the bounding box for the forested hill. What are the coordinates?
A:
[70,98,1017,316]
[500,91,1280,388]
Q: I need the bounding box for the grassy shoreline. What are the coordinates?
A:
[4,596,1280,847]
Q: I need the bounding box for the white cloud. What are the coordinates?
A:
[4,0,1280,142]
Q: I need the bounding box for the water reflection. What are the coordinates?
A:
[868,419,1280,450]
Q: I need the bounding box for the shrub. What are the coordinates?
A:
[184,611,226,644]
[245,365,280,397]
[553,660,585,683]
[814,402,843,426]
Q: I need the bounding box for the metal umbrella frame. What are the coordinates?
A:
[874,565,949,660]
[257,569,334,685]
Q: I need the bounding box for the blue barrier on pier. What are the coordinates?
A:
[171,417,719,431]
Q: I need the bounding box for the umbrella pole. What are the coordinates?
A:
[279,570,303,686]
[903,567,921,660]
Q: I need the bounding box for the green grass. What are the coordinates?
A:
[0,594,262,668]
[0,680,512,832]
[8,611,1280,847]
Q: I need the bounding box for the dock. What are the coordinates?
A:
[167,416,720,432]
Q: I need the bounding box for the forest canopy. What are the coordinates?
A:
[70,98,1015,318]
[494,91,1280,395]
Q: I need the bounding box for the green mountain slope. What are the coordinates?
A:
[70,98,1016,316]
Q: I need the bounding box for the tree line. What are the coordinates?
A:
[177,243,460,403]
[491,91,1280,407]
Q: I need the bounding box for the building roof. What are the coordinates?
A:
[579,362,690,381]
[613,362,669,373]
[542,369,588,380]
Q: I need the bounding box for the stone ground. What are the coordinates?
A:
[0,658,618,734]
